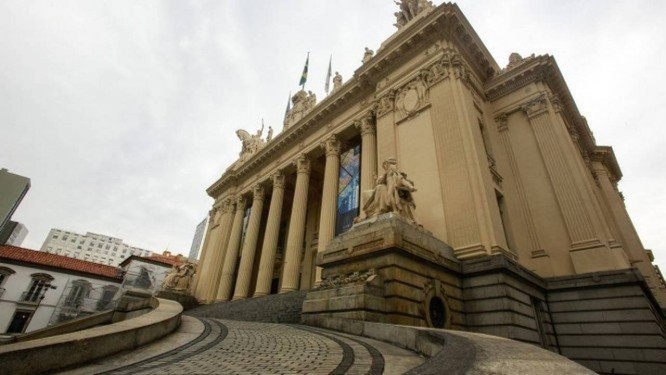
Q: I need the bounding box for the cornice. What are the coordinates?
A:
[487,55,597,160]
[591,146,623,183]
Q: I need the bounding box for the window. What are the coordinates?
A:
[113,246,118,251]
[0,267,16,295]
[77,246,82,249]
[63,235,68,241]
[64,280,91,308]
[70,238,75,243]
[98,244,102,248]
[52,235,58,239]
[96,285,119,310]
[105,245,110,250]
[79,240,85,244]
[22,273,54,303]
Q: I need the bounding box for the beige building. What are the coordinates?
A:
[194,2,665,308]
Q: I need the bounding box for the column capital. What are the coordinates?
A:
[520,95,549,118]
[235,196,247,211]
[252,185,265,202]
[494,113,509,132]
[355,116,376,136]
[321,135,341,156]
[549,94,563,113]
[272,171,286,189]
[294,154,311,175]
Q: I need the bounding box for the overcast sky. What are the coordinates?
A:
[2,1,665,271]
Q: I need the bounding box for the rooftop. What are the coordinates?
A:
[0,245,122,280]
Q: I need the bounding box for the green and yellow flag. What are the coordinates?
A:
[299,53,309,88]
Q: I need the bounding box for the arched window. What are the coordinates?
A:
[96,285,119,310]
[22,273,54,303]
[0,266,16,298]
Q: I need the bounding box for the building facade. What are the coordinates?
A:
[40,229,153,266]
[0,245,122,335]
[0,221,28,246]
[194,3,665,307]
[192,3,666,373]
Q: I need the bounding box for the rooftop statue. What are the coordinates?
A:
[237,123,266,162]
[357,157,418,225]
[332,72,343,93]
[393,0,434,29]
[284,89,317,130]
[362,47,374,64]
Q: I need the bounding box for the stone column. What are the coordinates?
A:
[254,172,286,297]
[201,199,235,302]
[192,207,219,301]
[216,196,247,301]
[315,136,342,284]
[280,155,311,293]
[356,114,377,198]
[232,186,266,300]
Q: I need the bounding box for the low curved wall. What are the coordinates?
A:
[303,315,596,374]
[0,298,182,375]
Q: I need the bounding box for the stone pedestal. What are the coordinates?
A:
[302,213,463,328]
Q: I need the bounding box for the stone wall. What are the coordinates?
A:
[546,269,666,375]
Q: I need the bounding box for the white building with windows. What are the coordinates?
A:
[40,229,153,266]
[0,245,122,335]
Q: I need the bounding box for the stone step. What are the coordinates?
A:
[186,290,308,323]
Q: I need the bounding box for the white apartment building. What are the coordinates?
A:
[40,229,153,266]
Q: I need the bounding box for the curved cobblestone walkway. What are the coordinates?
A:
[62,317,423,375]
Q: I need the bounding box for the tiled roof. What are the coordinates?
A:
[146,253,185,266]
[0,245,122,280]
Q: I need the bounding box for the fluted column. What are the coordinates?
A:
[232,186,266,300]
[280,155,311,293]
[192,206,219,300]
[254,172,286,297]
[202,199,235,302]
[216,196,247,301]
[357,114,377,197]
[316,136,342,284]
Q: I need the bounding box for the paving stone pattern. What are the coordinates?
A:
[94,317,402,374]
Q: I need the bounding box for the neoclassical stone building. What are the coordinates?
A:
[193,3,665,373]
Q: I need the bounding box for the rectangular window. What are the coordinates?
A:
[52,235,57,239]
[336,141,361,236]
[77,246,82,249]
[105,245,110,250]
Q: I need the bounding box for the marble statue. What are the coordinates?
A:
[162,262,196,292]
[362,47,374,64]
[332,72,343,92]
[266,126,273,142]
[393,0,434,28]
[358,157,418,224]
[237,124,266,161]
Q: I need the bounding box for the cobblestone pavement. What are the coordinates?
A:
[60,316,423,375]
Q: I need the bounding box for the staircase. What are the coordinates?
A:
[186,290,308,324]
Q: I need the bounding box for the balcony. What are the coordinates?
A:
[19,291,43,304]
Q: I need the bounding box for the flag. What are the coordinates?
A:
[284,91,291,122]
[299,53,309,87]
[325,55,332,94]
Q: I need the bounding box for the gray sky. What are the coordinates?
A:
[3,1,665,271]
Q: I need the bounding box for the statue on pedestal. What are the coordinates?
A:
[357,157,418,224]
[362,47,374,64]
[332,72,343,92]
[162,262,196,293]
[393,0,434,29]
[284,89,317,129]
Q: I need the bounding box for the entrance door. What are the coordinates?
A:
[6,310,32,333]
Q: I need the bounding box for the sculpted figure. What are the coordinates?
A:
[306,90,317,110]
[162,265,179,289]
[359,157,418,224]
[284,90,309,129]
[174,263,195,291]
[236,125,266,161]
[362,47,374,64]
[332,72,343,92]
[393,0,434,28]
[266,126,273,142]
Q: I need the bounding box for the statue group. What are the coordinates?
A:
[283,89,317,129]
[394,0,434,28]
[162,262,196,292]
[358,157,418,225]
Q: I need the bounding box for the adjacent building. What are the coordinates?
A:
[0,245,122,334]
[0,221,28,246]
[40,229,153,266]
[188,217,208,261]
[0,168,30,239]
